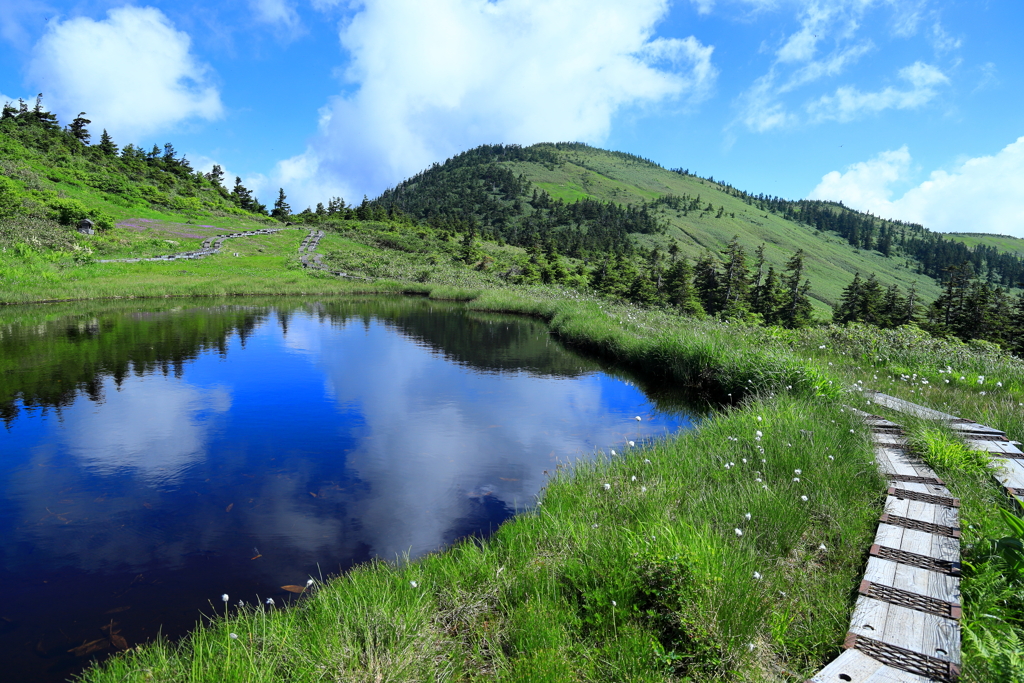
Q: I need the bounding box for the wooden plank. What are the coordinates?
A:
[889,481,937,495]
[809,648,935,682]
[862,557,959,603]
[877,448,924,477]
[851,597,960,664]
[873,433,907,447]
[850,595,891,641]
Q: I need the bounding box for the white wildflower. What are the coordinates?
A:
[744,512,751,521]
[602,483,611,491]
[800,495,808,502]
[734,528,743,537]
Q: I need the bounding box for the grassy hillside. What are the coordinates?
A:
[945,231,1024,257]
[510,147,941,312]
[374,144,940,314]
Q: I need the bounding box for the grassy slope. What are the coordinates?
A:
[502,146,944,314]
[943,232,1024,257]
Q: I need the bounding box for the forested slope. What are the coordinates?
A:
[372,142,1024,313]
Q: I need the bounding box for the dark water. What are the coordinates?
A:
[0,296,700,681]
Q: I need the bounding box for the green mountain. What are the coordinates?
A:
[372,143,1024,312]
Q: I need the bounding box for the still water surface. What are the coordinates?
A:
[0,296,699,681]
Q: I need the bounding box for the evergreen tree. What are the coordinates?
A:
[68,112,91,143]
[856,273,884,325]
[693,251,721,315]
[272,188,291,219]
[231,176,254,211]
[205,164,225,187]
[779,249,813,328]
[833,272,862,324]
[663,257,704,316]
[752,266,785,325]
[97,129,118,156]
[1011,292,1024,357]
[718,236,751,318]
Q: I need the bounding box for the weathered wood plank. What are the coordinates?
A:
[810,648,935,682]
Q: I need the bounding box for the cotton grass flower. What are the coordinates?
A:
[221,594,229,603]
[793,477,800,482]
[631,476,637,482]
[229,633,238,640]
[306,579,314,587]
[644,459,651,464]
[734,528,743,537]
[410,581,418,588]
[818,544,827,551]
[602,483,611,491]
[753,571,762,580]
[794,469,801,475]
[800,495,808,502]
[744,512,751,521]
[635,416,642,422]
[265,598,275,606]
[628,441,635,447]
[610,449,616,456]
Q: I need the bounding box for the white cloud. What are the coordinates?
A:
[734,0,880,133]
[806,61,948,122]
[275,0,716,207]
[808,145,911,207]
[809,138,1024,238]
[62,376,231,484]
[26,6,223,142]
[249,0,303,37]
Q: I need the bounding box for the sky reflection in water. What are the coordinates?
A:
[0,298,698,682]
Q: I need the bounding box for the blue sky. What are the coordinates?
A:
[2,1,1022,236]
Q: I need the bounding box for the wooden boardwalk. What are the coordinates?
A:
[95,228,282,263]
[811,393,1023,681]
[869,393,1024,509]
[809,411,962,682]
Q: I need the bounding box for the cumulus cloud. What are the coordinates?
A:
[806,61,948,122]
[26,6,223,141]
[274,0,716,207]
[808,138,1024,237]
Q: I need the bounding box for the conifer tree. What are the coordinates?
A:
[718,236,751,318]
[833,272,862,324]
[205,164,225,187]
[693,251,721,315]
[97,129,118,156]
[272,188,291,219]
[780,249,813,328]
[663,257,704,316]
[68,112,91,143]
